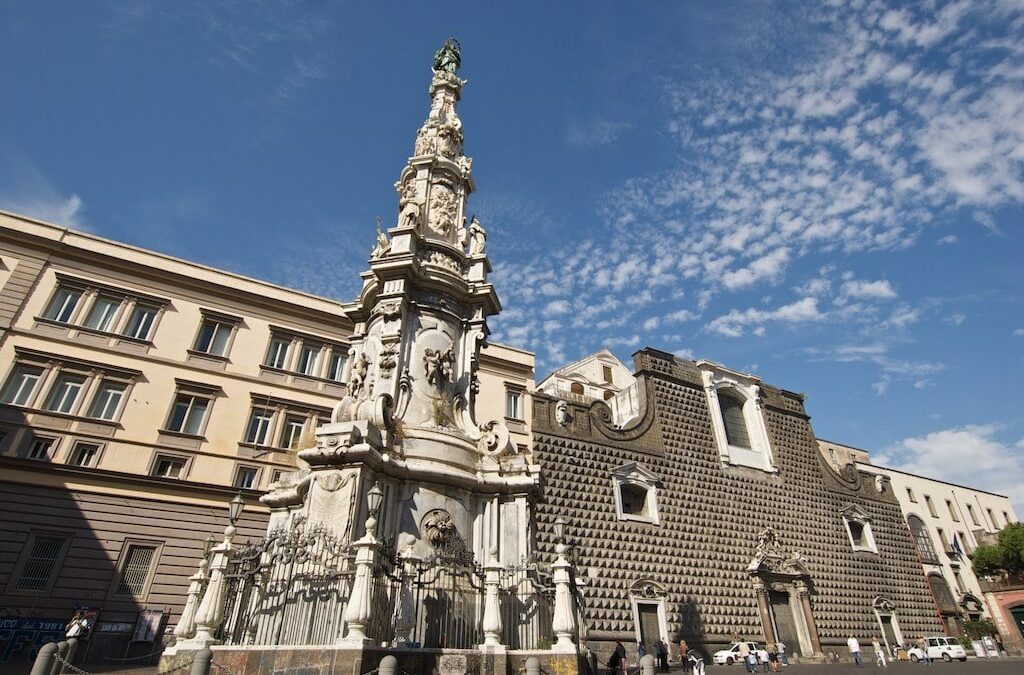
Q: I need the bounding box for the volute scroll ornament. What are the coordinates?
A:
[478,420,513,457]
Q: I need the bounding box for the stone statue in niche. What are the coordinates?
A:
[429,187,458,237]
[468,216,486,255]
[555,400,572,426]
[348,352,371,398]
[371,217,391,258]
[423,347,454,388]
[400,200,422,230]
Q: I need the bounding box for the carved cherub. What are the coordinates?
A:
[423,347,454,387]
[348,352,371,397]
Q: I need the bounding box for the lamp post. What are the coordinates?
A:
[551,517,576,653]
[188,493,245,648]
[339,480,384,646]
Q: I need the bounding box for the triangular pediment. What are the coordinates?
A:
[840,503,871,522]
[612,461,660,484]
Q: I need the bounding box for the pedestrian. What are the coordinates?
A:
[679,639,690,672]
[767,645,779,673]
[655,638,669,673]
[776,642,788,667]
[847,635,863,667]
[614,641,627,675]
[738,641,752,673]
[638,641,647,661]
[872,639,887,668]
[608,648,623,675]
[746,651,758,674]
[917,638,932,665]
[757,648,770,673]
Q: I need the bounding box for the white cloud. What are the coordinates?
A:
[543,300,572,317]
[708,297,824,337]
[721,247,791,291]
[936,234,958,245]
[840,279,898,301]
[565,119,633,147]
[0,156,86,229]
[1013,328,1024,336]
[878,424,1024,510]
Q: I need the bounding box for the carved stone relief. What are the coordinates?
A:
[428,185,458,237]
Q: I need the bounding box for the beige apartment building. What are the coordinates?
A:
[819,438,1020,644]
[0,210,533,662]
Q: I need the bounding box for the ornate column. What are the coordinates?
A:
[795,581,821,655]
[339,483,383,647]
[752,578,777,646]
[551,519,576,653]
[188,523,236,647]
[480,548,504,650]
[173,555,210,641]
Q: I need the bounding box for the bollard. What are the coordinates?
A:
[29,643,59,675]
[63,638,79,673]
[50,640,69,675]
[379,655,398,675]
[525,656,541,675]
[190,648,214,675]
[640,654,656,675]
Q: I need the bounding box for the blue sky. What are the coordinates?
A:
[2,1,1023,509]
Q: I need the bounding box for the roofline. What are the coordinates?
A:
[0,208,354,310]
[856,462,1010,499]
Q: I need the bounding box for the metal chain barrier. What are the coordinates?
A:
[54,651,195,675]
[53,653,93,675]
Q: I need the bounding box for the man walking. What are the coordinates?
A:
[654,638,669,672]
[872,639,887,668]
[848,635,863,667]
[739,641,753,673]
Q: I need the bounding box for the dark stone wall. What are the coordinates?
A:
[532,349,942,655]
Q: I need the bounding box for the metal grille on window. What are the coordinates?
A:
[116,545,155,595]
[16,535,65,591]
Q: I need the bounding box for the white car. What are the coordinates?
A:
[712,642,761,665]
[907,637,967,662]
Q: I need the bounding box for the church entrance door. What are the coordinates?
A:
[879,615,898,649]
[637,602,661,653]
[768,590,797,648]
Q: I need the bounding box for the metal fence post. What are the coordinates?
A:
[190,647,214,675]
[29,642,58,675]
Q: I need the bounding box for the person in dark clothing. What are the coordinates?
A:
[654,638,669,672]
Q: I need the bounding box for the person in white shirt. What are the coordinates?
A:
[872,639,887,668]
[848,635,863,667]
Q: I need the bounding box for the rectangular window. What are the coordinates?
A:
[1004,511,1012,526]
[602,365,613,383]
[297,343,321,376]
[15,534,66,591]
[245,408,274,445]
[279,414,306,450]
[27,437,56,461]
[987,508,996,528]
[505,390,522,420]
[68,442,100,467]
[271,469,285,483]
[43,373,86,414]
[925,495,938,518]
[152,455,186,479]
[906,487,917,503]
[194,319,233,357]
[233,466,259,489]
[43,287,82,323]
[115,544,156,596]
[947,500,960,522]
[952,568,965,592]
[1,364,44,406]
[265,337,291,369]
[123,305,157,341]
[166,394,209,436]
[83,295,122,332]
[87,380,127,420]
[327,350,348,382]
[966,503,979,526]
[937,527,947,548]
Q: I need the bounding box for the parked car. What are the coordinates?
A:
[713,642,761,665]
[907,637,967,662]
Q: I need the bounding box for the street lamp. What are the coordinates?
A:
[228,493,245,526]
[554,517,566,546]
[367,482,384,516]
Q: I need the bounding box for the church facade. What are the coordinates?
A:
[531,349,945,661]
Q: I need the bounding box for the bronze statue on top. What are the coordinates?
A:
[433,37,461,74]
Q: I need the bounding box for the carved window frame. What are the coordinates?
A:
[841,504,878,553]
[698,361,776,473]
[612,462,661,525]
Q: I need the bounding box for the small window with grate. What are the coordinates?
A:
[115,544,157,596]
[14,534,67,592]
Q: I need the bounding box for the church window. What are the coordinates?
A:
[612,462,660,525]
[908,515,938,563]
[718,391,751,448]
[602,365,613,383]
[699,362,775,473]
[570,382,584,395]
[603,390,615,401]
[841,505,877,553]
